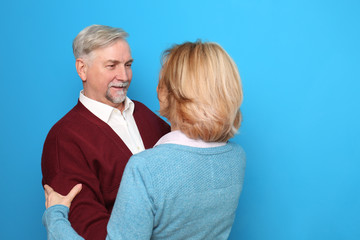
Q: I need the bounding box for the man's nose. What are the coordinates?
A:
[115,66,128,81]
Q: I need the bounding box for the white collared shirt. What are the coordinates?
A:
[79,90,145,154]
[154,130,226,148]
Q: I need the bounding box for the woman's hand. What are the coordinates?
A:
[44,184,82,209]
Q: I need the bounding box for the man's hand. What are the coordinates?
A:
[44,184,82,209]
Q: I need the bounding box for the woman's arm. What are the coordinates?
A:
[42,156,155,240]
[106,156,155,239]
[43,184,84,240]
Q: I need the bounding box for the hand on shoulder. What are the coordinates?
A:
[44,184,82,209]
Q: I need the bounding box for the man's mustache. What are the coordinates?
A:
[108,81,129,88]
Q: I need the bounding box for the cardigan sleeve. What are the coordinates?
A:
[42,156,155,240]
[106,155,155,240]
[42,124,110,240]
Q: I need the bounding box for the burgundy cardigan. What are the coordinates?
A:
[41,100,170,240]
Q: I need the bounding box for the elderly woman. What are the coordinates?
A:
[43,41,246,240]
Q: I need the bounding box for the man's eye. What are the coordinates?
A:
[125,63,132,68]
[107,65,115,68]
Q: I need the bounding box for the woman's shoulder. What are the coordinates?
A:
[127,146,172,167]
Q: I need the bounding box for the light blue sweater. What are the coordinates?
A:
[43,142,246,240]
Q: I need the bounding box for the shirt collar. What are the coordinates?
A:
[79,90,134,123]
[154,130,226,148]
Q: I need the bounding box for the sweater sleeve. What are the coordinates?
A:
[42,205,84,240]
[42,156,155,240]
[42,125,110,240]
[106,156,155,240]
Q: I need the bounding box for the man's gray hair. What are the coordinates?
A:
[73,25,129,59]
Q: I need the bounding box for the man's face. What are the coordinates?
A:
[81,39,133,111]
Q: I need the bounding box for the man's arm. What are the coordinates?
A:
[42,155,155,240]
[42,125,110,240]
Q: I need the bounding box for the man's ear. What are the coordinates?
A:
[75,58,87,82]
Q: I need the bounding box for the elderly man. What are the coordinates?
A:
[41,25,170,240]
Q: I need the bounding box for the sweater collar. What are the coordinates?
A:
[154,130,226,148]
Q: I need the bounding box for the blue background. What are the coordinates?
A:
[0,0,359,239]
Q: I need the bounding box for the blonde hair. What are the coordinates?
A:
[158,41,243,142]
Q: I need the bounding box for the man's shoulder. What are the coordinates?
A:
[132,100,151,112]
[132,100,170,135]
[132,100,162,120]
[46,102,98,136]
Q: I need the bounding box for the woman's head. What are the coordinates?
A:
[158,41,243,142]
